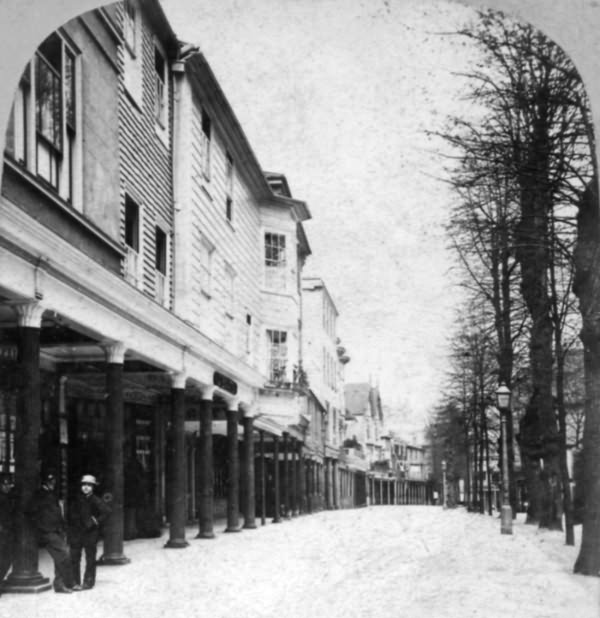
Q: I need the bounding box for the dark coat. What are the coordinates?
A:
[29,486,65,535]
[68,492,111,543]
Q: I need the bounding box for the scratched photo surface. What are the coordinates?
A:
[0,1,599,617]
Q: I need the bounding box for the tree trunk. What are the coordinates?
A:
[522,454,542,524]
[515,113,563,530]
[573,180,600,576]
[556,340,575,545]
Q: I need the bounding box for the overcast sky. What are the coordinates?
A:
[160,0,482,425]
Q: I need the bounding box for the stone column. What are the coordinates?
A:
[306,459,313,514]
[282,432,290,519]
[98,341,130,564]
[297,444,305,514]
[242,409,256,529]
[259,430,266,525]
[272,435,281,523]
[1,303,51,593]
[197,386,215,539]
[325,457,331,510]
[332,460,338,509]
[165,373,188,548]
[225,398,241,532]
[291,438,298,516]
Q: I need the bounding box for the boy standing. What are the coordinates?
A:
[68,474,111,590]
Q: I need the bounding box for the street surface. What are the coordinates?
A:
[0,506,598,618]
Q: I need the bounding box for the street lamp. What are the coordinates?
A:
[496,383,513,535]
[441,459,447,509]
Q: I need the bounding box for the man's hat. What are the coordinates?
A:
[80,474,98,486]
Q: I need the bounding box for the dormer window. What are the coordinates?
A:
[225,151,234,221]
[154,47,166,126]
[200,108,211,179]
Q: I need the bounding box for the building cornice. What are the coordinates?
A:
[0,198,267,390]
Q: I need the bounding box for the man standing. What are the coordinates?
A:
[68,474,111,590]
[0,473,15,582]
[29,472,75,593]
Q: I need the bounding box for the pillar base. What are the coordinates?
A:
[164,539,189,549]
[500,504,513,535]
[243,522,257,530]
[272,518,282,524]
[195,531,215,539]
[97,553,131,566]
[0,573,52,594]
[224,526,241,533]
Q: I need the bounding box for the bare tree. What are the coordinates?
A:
[440,10,593,531]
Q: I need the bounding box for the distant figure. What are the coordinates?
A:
[29,472,75,593]
[68,474,111,590]
[0,473,15,581]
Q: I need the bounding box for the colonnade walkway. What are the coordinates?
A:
[1,506,598,618]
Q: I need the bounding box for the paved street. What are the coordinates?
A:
[1,506,598,618]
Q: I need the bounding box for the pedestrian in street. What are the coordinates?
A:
[0,473,15,582]
[29,471,76,593]
[68,474,111,591]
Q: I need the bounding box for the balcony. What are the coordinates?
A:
[344,447,366,460]
[264,362,308,391]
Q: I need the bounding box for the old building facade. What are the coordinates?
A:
[0,0,426,594]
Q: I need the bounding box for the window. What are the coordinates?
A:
[125,197,139,250]
[155,226,168,306]
[200,108,211,179]
[155,227,166,274]
[5,66,30,165]
[5,34,79,205]
[225,151,234,221]
[124,196,140,286]
[154,47,166,126]
[267,329,287,382]
[123,0,136,55]
[33,33,77,201]
[264,232,286,291]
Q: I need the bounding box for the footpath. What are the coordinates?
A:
[0,507,598,618]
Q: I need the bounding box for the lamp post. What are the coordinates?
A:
[496,383,513,535]
[441,459,447,509]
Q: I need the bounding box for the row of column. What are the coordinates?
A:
[367,476,429,505]
[2,301,396,593]
[0,302,258,593]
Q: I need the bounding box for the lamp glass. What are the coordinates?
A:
[496,384,511,409]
